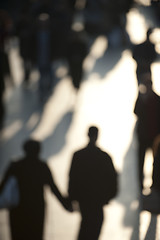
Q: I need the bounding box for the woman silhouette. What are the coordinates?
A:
[0,139,72,240]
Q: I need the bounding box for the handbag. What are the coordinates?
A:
[142,189,160,214]
[0,176,20,209]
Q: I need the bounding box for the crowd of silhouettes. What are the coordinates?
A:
[83,0,133,47]
[14,0,77,101]
[0,0,135,101]
[1,0,160,239]
[0,0,79,102]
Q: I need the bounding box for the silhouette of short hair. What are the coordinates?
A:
[23,139,41,155]
[88,126,98,138]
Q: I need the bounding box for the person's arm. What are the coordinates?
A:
[45,164,73,212]
[68,153,78,201]
[0,162,14,193]
[134,95,141,116]
[51,181,73,211]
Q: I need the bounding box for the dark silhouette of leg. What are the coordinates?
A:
[138,142,147,191]
[78,204,103,240]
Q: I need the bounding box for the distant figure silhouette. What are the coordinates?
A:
[151,135,160,191]
[16,4,33,84]
[0,49,6,130]
[35,12,53,102]
[132,28,157,84]
[67,29,88,90]
[134,73,160,191]
[0,139,72,240]
[0,10,12,130]
[68,126,118,240]
[83,0,133,40]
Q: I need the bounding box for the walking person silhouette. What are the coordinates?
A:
[0,139,72,240]
[68,126,118,240]
[132,28,157,85]
[134,73,160,191]
[152,135,160,192]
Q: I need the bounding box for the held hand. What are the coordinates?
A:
[71,200,80,212]
[62,197,73,212]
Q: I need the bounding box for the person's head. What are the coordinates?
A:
[23,139,41,159]
[88,126,98,144]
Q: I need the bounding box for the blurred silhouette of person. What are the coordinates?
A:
[134,73,160,191]
[0,10,12,130]
[50,0,74,60]
[35,12,53,102]
[67,29,88,90]
[141,135,160,214]
[31,0,74,60]
[0,49,11,130]
[151,0,160,26]
[0,49,6,130]
[151,135,160,191]
[68,126,118,240]
[16,3,34,85]
[0,139,72,240]
[83,0,133,41]
[132,28,157,84]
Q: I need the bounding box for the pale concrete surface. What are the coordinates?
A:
[1,3,160,240]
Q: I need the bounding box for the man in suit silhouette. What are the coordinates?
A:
[68,126,118,240]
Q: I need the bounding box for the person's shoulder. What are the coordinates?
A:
[35,160,51,174]
[38,160,49,168]
[103,151,112,160]
[10,157,24,167]
[5,158,25,174]
[98,147,112,160]
[153,91,160,99]
[151,91,160,103]
[72,147,88,161]
[74,146,87,155]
